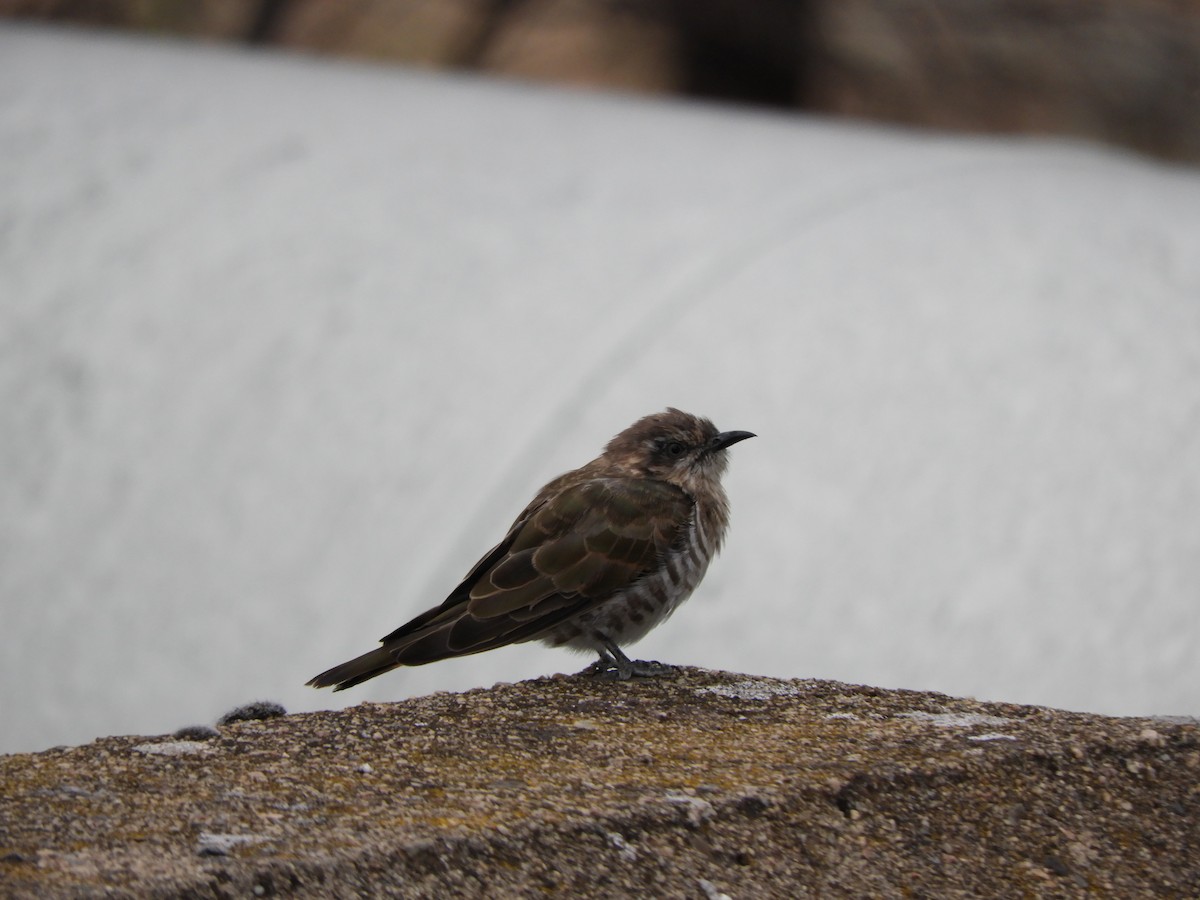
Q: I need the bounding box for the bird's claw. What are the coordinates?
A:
[624,659,674,678]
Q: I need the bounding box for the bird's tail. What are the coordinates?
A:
[306,646,400,692]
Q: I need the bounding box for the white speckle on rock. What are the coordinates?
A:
[698,878,732,900]
[665,791,715,827]
[1137,728,1166,747]
[196,832,267,857]
[133,740,214,757]
[897,711,1012,729]
[604,830,638,862]
[697,680,803,701]
[968,733,1018,742]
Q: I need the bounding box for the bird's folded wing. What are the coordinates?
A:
[381,477,692,661]
[468,477,691,611]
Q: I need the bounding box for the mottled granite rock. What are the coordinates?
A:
[1,668,1197,897]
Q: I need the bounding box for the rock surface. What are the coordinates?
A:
[1,668,1197,897]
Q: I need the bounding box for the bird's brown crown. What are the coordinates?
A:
[601,408,726,491]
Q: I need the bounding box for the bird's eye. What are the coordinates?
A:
[664,441,686,459]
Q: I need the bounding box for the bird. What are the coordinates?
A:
[307,408,754,690]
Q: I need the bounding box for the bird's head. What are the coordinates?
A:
[603,408,755,493]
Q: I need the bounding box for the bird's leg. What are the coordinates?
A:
[578,640,674,680]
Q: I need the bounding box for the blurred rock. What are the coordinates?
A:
[803,0,1200,162]
[0,0,257,39]
[3,0,1197,159]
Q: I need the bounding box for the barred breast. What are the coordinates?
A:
[540,494,727,653]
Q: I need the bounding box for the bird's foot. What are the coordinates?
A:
[578,643,674,680]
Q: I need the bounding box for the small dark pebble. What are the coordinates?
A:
[1044,855,1071,877]
[174,725,220,741]
[2,852,32,864]
[736,794,770,818]
[218,701,287,726]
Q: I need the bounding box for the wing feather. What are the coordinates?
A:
[384,476,692,664]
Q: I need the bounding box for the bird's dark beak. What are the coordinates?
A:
[709,430,756,452]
